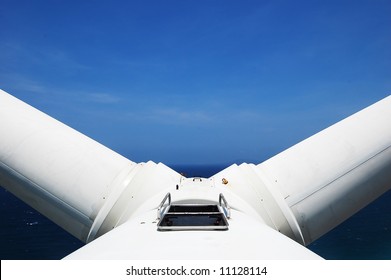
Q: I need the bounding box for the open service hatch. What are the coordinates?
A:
[157,193,231,231]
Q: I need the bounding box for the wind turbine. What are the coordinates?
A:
[1,89,390,259]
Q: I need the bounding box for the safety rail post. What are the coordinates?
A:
[157,193,171,219]
[219,193,231,219]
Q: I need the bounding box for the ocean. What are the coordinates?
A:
[1,164,390,260]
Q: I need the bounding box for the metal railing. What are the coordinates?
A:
[157,192,171,219]
[219,193,231,219]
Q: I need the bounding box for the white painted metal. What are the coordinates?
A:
[0,90,142,241]
[211,164,305,244]
[65,174,321,259]
[64,209,322,260]
[1,88,390,259]
[211,96,391,246]
[89,161,182,241]
[256,95,391,244]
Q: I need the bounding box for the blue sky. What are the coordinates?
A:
[1,0,390,165]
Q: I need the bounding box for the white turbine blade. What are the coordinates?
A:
[212,96,391,246]
[256,95,391,244]
[0,89,180,242]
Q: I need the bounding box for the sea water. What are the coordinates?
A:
[1,164,390,260]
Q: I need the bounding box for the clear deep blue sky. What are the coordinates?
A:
[1,0,390,165]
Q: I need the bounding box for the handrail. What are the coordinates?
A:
[219,193,231,219]
[157,192,171,219]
